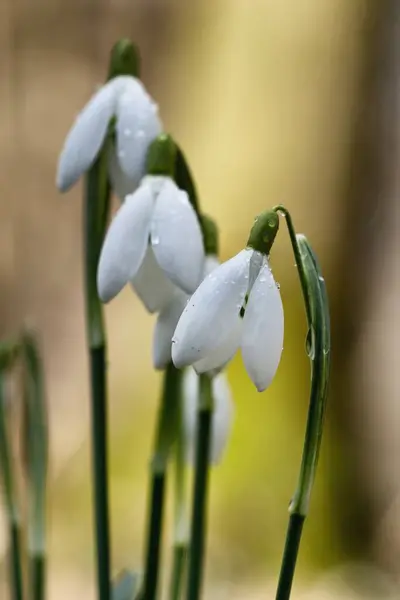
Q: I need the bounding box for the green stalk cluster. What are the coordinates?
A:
[0,331,48,600]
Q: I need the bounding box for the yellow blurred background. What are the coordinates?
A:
[1,0,399,598]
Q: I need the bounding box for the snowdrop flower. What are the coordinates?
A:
[172,211,284,392]
[56,74,162,195]
[182,369,234,465]
[153,254,220,369]
[97,175,204,307]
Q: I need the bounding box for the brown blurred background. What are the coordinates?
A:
[1,0,399,598]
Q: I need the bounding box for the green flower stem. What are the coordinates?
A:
[22,332,48,600]
[30,555,45,600]
[143,363,181,600]
[84,140,112,600]
[0,373,24,600]
[168,383,189,600]
[10,521,24,600]
[274,224,331,600]
[186,375,213,600]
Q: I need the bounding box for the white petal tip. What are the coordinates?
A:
[56,165,76,193]
[250,370,280,393]
[153,360,167,371]
[97,275,120,304]
[98,289,114,304]
[171,345,189,369]
[255,382,267,393]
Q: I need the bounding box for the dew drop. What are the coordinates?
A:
[318,275,325,282]
[276,282,281,290]
[305,326,315,360]
[152,236,160,246]
[124,128,132,137]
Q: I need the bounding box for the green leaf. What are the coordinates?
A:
[112,570,142,600]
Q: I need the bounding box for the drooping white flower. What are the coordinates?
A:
[172,248,284,392]
[97,175,204,308]
[56,76,162,195]
[182,369,234,465]
[153,255,220,370]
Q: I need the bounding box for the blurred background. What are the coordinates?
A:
[1,0,399,598]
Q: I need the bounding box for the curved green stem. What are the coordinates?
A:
[0,373,24,600]
[273,205,312,324]
[186,375,213,600]
[274,227,331,600]
[143,364,181,600]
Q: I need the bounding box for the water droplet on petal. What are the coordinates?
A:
[152,236,160,246]
[124,128,132,137]
[276,282,281,290]
[319,275,325,282]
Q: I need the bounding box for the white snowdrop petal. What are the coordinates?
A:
[209,373,234,464]
[97,185,153,302]
[130,246,178,313]
[172,249,251,369]
[193,320,242,375]
[182,370,234,465]
[151,179,204,293]
[57,78,120,191]
[108,147,138,200]
[203,255,220,278]
[152,292,188,370]
[241,261,284,392]
[116,78,162,181]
